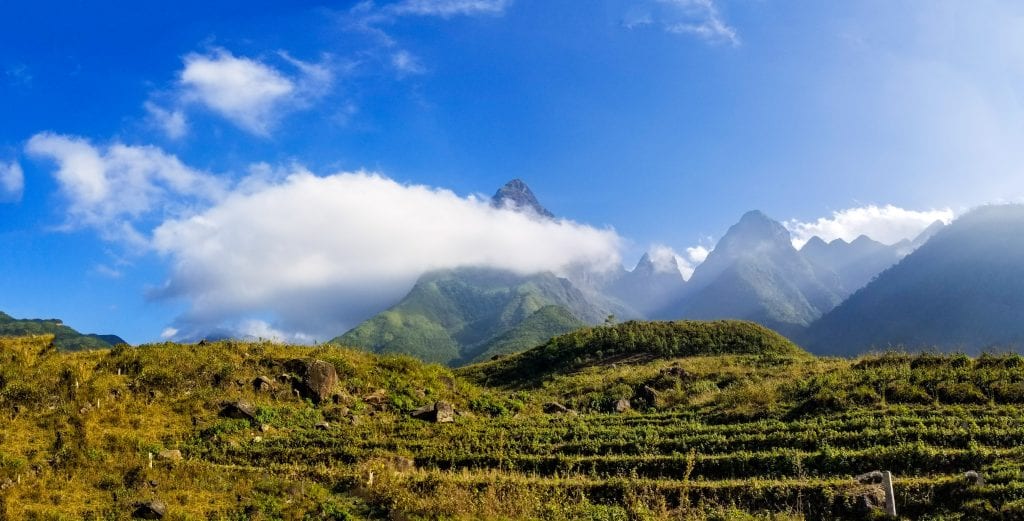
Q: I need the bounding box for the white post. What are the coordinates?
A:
[881,471,896,517]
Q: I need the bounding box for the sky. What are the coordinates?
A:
[1,0,1022,343]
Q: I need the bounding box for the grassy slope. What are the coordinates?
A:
[3,327,1024,519]
[0,311,117,351]
[467,305,586,364]
[333,268,605,365]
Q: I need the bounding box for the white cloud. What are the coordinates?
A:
[392,50,426,75]
[151,170,621,341]
[0,161,24,202]
[25,133,226,244]
[786,205,955,249]
[178,49,333,135]
[625,0,739,46]
[145,102,188,139]
[387,0,511,18]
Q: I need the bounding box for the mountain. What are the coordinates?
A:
[803,205,1024,355]
[332,267,610,365]
[491,179,554,218]
[605,253,686,319]
[0,311,124,350]
[667,211,843,334]
[800,235,903,297]
[467,304,586,364]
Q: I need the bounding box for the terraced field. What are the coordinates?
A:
[4,322,1024,519]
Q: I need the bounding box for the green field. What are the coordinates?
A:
[3,321,1024,519]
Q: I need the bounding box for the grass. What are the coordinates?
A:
[3,327,1024,519]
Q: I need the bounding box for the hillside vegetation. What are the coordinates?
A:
[3,328,1024,519]
[0,311,122,351]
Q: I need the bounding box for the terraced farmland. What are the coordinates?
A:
[4,322,1024,519]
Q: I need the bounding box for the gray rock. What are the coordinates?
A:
[411,401,455,423]
[638,385,659,406]
[964,470,985,486]
[315,421,331,430]
[132,499,167,519]
[285,359,339,404]
[543,402,573,414]
[253,376,275,393]
[219,400,257,423]
[157,449,182,462]
[613,398,631,413]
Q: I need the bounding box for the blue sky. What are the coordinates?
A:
[1,0,1021,343]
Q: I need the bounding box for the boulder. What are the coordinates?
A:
[315,421,331,430]
[613,398,631,413]
[132,499,167,519]
[219,400,257,423]
[285,359,338,404]
[964,470,985,486]
[411,401,455,423]
[543,402,574,414]
[855,470,884,484]
[638,385,659,406]
[253,376,275,393]
[157,449,182,462]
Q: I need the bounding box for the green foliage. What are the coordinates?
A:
[462,319,807,387]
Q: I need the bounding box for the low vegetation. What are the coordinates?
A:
[3,322,1024,519]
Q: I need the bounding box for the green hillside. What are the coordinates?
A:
[333,267,611,365]
[468,305,586,364]
[4,331,1024,519]
[0,311,121,351]
[462,319,807,387]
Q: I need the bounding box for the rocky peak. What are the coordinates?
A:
[491,179,554,218]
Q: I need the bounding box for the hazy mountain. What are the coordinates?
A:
[605,253,686,319]
[803,205,1024,355]
[669,210,843,334]
[332,267,610,365]
[491,179,554,218]
[0,311,124,350]
[800,235,903,297]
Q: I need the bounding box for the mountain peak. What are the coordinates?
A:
[718,210,793,253]
[491,179,554,218]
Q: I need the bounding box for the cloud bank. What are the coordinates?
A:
[0,161,24,202]
[25,133,225,244]
[150,171,622,341]
[786,205,955,249]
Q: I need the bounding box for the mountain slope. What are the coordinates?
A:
[468,305,586,363]
[0,311,123,350]
[669,211,843,333]
[803,205,1024,355]
[800,235,903,297]
[332,267,612,365]
[605,253,686,319]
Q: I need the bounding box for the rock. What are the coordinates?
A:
[543,402,573,414]
[854,487,886,514]
[638,385,659,406]
[157,449,182,462]
[855,470,884,484]
[285,359,338,404]
[260,423,272,433]
[613,398,631,413]
[411,401,455,423]
[661,365,691,379]
[315,421,331,430]
[435,401,455,423]
[219,400,257,423]
[132,499,167,519]
[253,376,275,393]
[964,470,985,486]
[363,389,389,407]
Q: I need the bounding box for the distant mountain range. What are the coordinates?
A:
[803,204,1024,355]
[337,180,961,365]
[0,311,126,350]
